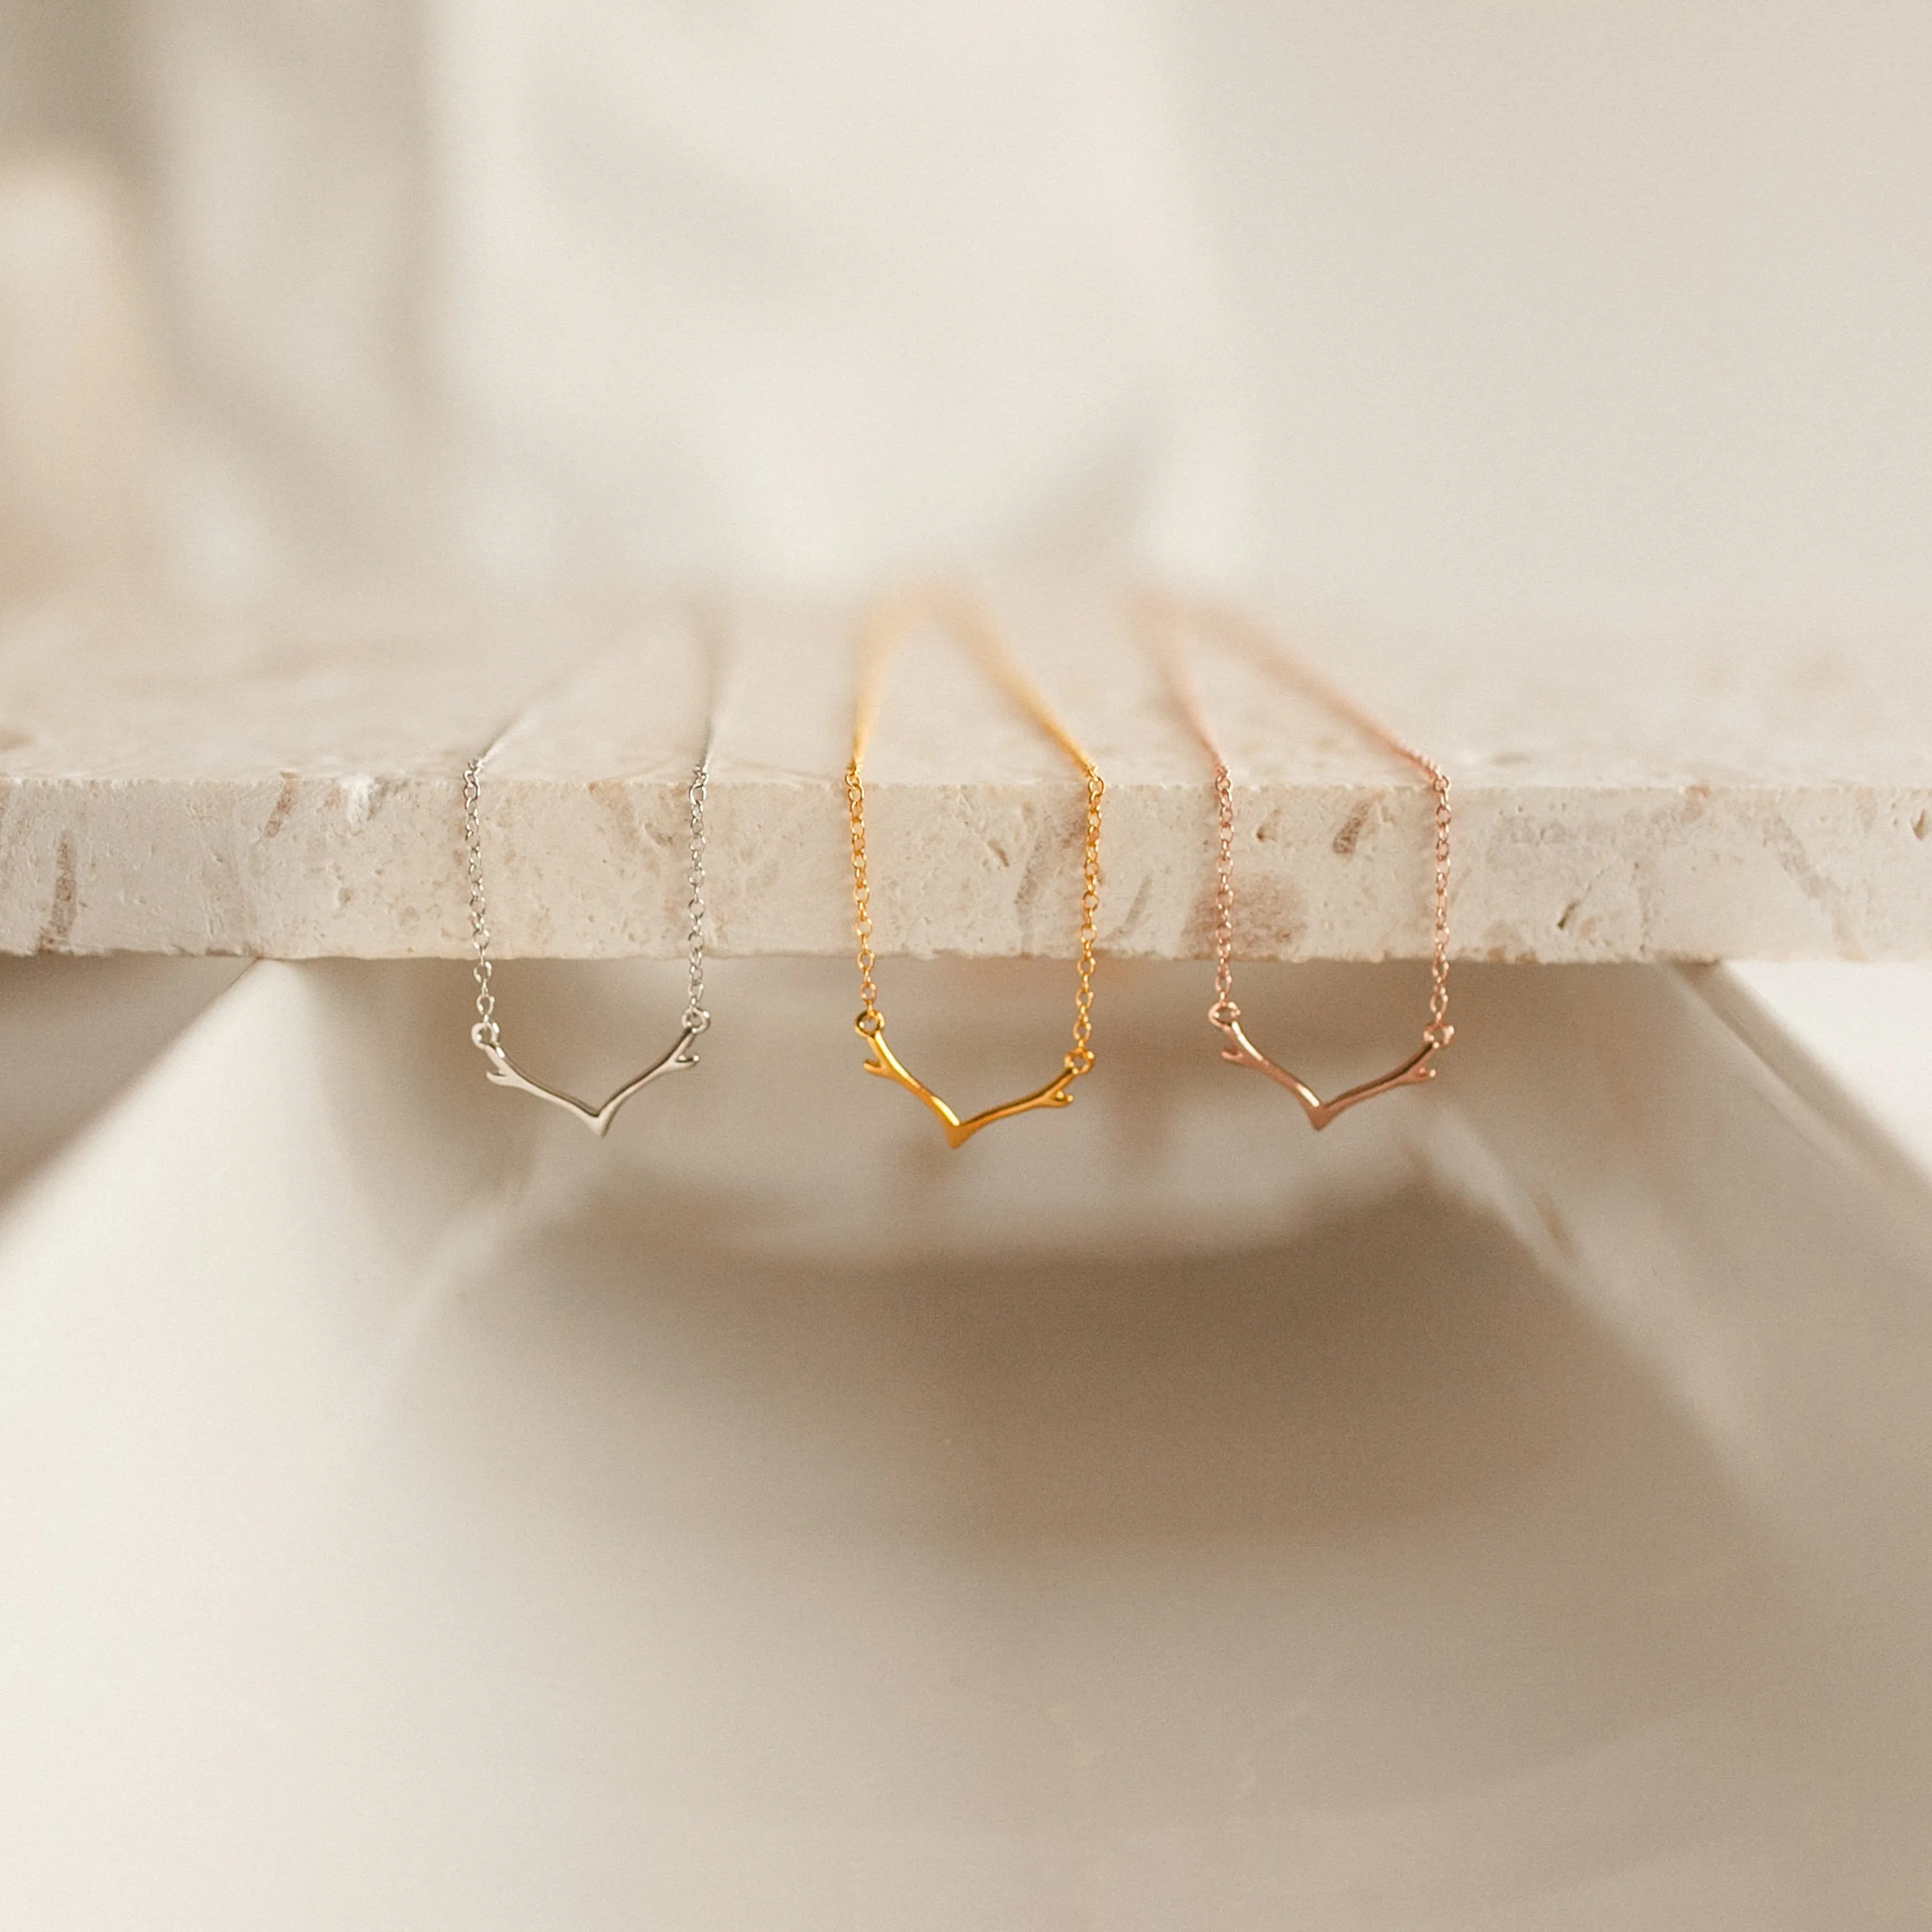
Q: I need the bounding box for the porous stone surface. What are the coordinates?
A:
[2,583,1930,960]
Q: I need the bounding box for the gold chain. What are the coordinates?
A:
[1066,764,1103,1074]
[846,763,880,1025]
[1151,591,1453,1056]
[847,585,1103,1083]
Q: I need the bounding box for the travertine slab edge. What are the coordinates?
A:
[2,772,1929,960]
[5,585,1932,960]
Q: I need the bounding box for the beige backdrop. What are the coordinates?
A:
[0,1,1929,641]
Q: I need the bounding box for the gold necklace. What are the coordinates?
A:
[1151,592,1453,1129]
[845,586,1104,1148]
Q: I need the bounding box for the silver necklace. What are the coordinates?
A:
[462,752,712,1135]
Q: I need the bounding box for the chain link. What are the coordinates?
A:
[845,762,880,1032]
[1063,764,1104,1075]
[846,589,1103,1079]
[1206,759,1238,1026]
[683,759,712,1032]
[462,751,713,1050]
[1151,593,1452,1057]
[462,757,500,1048]
[1423,764,1454,1047]
[846,755,1103,1071]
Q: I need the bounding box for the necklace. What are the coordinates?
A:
[1151,592,1453,1129]
[462,747,712,1135]
[845,586,1104,1148]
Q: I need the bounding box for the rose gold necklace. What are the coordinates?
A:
[846,585,1104,1148]
[1150,592,1453,1129]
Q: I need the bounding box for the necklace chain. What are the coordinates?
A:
[460,598,1439,1083]
[462,757,500,1047]
[462,753,712,1043]
[1209,760,1237,1021]
[847,586,1103,1079]
[1156,594,1453,1054]
[681,761,711,1030]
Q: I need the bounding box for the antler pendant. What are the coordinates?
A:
[473,1024,701,1136]
[858,1018,1077,1149]
[1212,1012,1441,1132]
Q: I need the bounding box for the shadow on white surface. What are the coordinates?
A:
[1726,962,1932,1179]
[0,959,1926,1927]
[0,952,245,1195]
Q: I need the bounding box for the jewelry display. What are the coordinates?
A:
[845,587,1104,1148]
[1152,594,1454,1129]
[462,748,712,1134]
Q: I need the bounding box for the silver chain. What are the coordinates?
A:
[681,759,711,1032]
[463,757,500,1048]
[461,755,712,1045]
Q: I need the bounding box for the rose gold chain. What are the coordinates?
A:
[1150,591,1453,1056]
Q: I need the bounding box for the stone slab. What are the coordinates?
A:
[1,583,1930,960]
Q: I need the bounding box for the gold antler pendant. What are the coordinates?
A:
[857,1018,1078,1148]
[845,588,1103,1149]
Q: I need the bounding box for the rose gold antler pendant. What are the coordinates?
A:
[858,1018,1079,1148]
[1210,1007,1447,1132]
[1147,591,1458,1137]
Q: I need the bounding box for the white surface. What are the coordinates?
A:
[3,583,1931,961]
[0,952,243,1191]
[0,958,1927,1926]
[1724,962,1932,1179]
